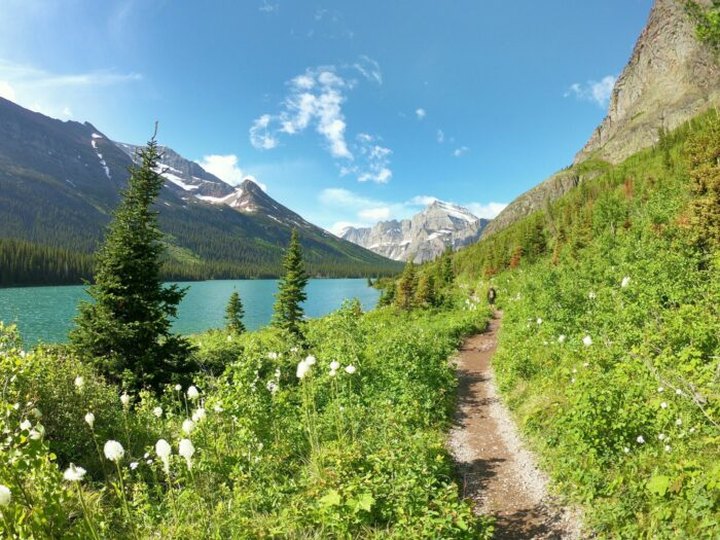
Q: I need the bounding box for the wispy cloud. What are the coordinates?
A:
[415,108,426,120]
[259,0,279,13]
[196,154,245,185]
[0,59,141,119]
[436,129,445,144]
[453,146,469,157]
[250,59,391,183]
[320,187,506,234]
[565,75,616,108]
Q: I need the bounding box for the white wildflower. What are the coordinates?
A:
[665,445,672,452]
[536,318,543,325]
[345,365,357,375]
[84,412,95,429]
[63,463,87,482]
[120,392,130,407]
[676,418,683,426]
[582,335,593,347]
[174,384,182,392]
[20,419,32,431]
[675,389,683,396]
[296,359,311,380]
[155,439,172,473]
[143,452,150,459]
[267,352,278,360]
[636,435,645,444]
[623,447,630,454]
[213,404,224,413]
[0,485,10,506]
[661,402,668,409]
[274,368,281,379]
[178,438,195,470]
[330,361,340,371]
[104,440,125,462]
[658,433,666,441]
[29,425,44,440]
[588,291,596,299]
[74,376,85,389]
[182,418,195,435]
[658,386,664,393]
[187,386,200,401]
[192,408,206,422]
[329,369,338,377]
[130,461,139,470]
[153,407,163,418]
[558,335,566,344]
[266,381,279,394]
[305,355,317,366]
[621,276,631,288]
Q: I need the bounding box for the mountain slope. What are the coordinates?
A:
[0,97,402,285]
[341,201,489,263]
[483,0,720,240]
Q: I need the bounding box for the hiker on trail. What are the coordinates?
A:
[487,287,496,305]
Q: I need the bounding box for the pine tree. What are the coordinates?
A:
[225,290,246,334]
[415,274,437,308]
[394,260,417,310]
[272,229,309,337]
[70,137,195,390]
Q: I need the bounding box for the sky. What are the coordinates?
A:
[0,0,654,234]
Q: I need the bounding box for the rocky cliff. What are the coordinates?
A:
[483,0,720,240]
[342,201,489,263]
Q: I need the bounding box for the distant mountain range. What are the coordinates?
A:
[341,201,489,263]
[0,97,402,286]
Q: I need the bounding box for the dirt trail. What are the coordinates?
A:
[449,312,582,539]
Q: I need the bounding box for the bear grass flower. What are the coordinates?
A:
[104,440,125,462]
[174,384,182,392]
[621,276,631,288]
[179,438,195,470]
[330,361,340,371]
[120,392,130,407]
[153,406,163,418]
[345,365,357,375]
[20,419,32,431]
[74,376,85,389]
[0,485,11,506]
[84,412,95,429]
[558,335,566,344]
[187,385,200,401]
[63,463,87,482]
[182,418,195,435]
[636,435,645,444]
[155,439,172,473]
[296,358,312,379]
[582,335,593,347]
[192,408,206,422]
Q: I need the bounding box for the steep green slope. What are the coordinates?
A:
[447,111,720,537]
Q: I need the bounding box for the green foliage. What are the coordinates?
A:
[394,260,417,310]
[70,138,195,391]
[224,290,246,334]
[442,110,720,537]
[685,0,720,52]
[0,294,494,538]
[272,229,309,338]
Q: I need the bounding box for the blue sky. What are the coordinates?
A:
[0,0,653,233]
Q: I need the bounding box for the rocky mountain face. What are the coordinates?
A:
[342,201,489,263]
[0,96,401,279]
[483,0,720,240]
[575,0,720,164]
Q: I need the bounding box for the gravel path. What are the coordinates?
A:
[448,312,584,539]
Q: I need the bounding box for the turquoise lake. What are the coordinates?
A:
[0,279,379,345]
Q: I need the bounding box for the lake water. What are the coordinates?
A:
[0,279,379,345]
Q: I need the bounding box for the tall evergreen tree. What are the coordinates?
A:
[394,260,417,310]
[272,229,308,337]
[70,137,195,390]
[225,290,246,334]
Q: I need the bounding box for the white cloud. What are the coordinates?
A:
[408,195,439,206]
[352,55,382,85]
[196,154,245,185]
[415,108,426,120]
[259,0,279,13]
[251,62,391,182]
[329,220,365,236]
[0,59,140,119]
[565,75,616,107]
[359,207,391,221]
[453,146,469,157]
[436,129,445,144]
[0,80,16,101]
[466,202,507,219]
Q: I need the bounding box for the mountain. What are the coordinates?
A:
[341,201,489,263]
[482,0,720,239]
[0,97,402,286]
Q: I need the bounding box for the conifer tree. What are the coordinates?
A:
[272,229,308,337]
[70,137,195,390]
[394,260,417,310]
[415,274,437,307]
[686,113,720,252]
[225,290,246,334]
